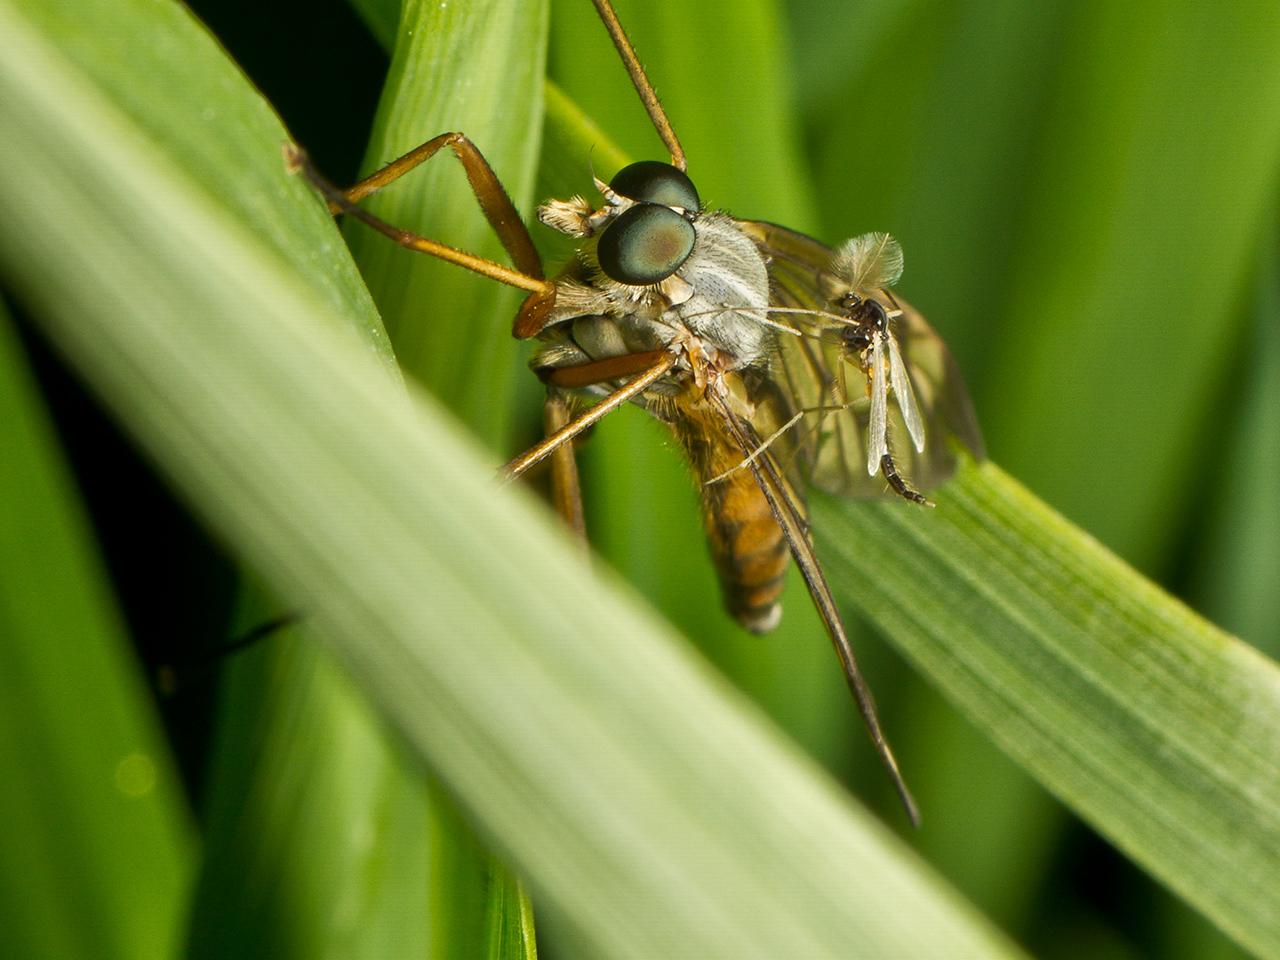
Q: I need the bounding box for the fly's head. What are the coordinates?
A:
[538,160,701,306]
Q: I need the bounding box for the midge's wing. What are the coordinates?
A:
[735,219,985,496]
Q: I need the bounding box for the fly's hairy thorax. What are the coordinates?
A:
[532,212,775,385]
[669,213,773,364]
[530,211,789,632]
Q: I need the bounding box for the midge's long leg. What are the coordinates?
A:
[284,144,557,331]
[501,351,677,482]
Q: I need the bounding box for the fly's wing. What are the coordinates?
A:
[736,219,984,497]
[704,386,920,826]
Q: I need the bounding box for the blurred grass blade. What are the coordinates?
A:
[980,2,1280,568]
[30,0,538,950]
[814,462,1280,958]
[7,1,449,957]
[0,303,192,960]
[344,2,548,955]
[1193,237,1280,656]
[188,618,444,960]
[349,0,400,51]
[485,863,538,960]
[0,4,1022,958]
[340,4,1280,951]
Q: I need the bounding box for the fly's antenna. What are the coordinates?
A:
[589,0,687,171]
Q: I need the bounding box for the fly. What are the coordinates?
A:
[285,0,984,826]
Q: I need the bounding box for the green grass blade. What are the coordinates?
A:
[813,462,1280,958]
[0,3,1021,958]
[792,0,1280,937]
[5,1,451,956]
[790,0,1077,926]
[1193,239,1280,657]
[342,2,549,955]
[0,303,192,959]
[1161,235,1280,960]
[348,0,400,51]
[188,620,445,959]
[345,0,549,451]
[984,1,1280,567]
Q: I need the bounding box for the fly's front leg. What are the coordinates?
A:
[340,132,543,282]
[283,140,556,332]
[535,347,685,539]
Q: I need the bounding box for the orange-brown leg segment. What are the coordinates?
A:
[544,391,587,544]
[341,132,544,281]
[500,351,677,483]
[589,0,687,171]
[283,143,555,326]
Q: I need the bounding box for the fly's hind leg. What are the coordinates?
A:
[544,391,587,544]
[283,138,556,332]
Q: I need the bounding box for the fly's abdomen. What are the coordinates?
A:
[701,468,790,633]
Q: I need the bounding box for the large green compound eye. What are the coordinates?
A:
[608,160,701,211]
[597,203,696,286]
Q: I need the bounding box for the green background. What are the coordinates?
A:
[1,0,1277,957]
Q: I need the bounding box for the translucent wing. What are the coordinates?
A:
[867,333,888,475]
[735,219,984,498]
[886,331,925,453]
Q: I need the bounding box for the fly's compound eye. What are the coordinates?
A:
[597,203,696,285]
[608,160,700,212]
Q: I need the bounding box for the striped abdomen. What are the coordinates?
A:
[674,402,792,634]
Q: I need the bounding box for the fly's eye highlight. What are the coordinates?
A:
[597,203,696,285]
[608,160,701,212]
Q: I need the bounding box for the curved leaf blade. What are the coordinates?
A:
[815,462,1280,957]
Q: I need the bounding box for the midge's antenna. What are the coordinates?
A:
[590,0,688,171]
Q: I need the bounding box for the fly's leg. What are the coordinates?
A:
[544,391,586,544]
[590,0,686,171]
[339,132,544,281]
[283,141,557,334]
[523,350,680,536]
[501,351,676,482]
[879,453,933,507]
